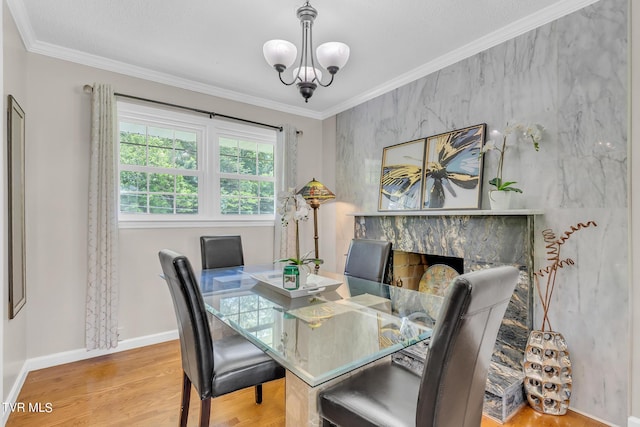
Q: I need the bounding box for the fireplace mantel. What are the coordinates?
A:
[348,209,544,217]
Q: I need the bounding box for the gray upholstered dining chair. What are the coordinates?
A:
[159,249,285,427]
[318,265,519,427]
[200,235,244,269]
[343,238,393,284]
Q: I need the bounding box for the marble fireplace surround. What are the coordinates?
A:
[352,209,542,371]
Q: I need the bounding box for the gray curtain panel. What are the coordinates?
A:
[86,83,119,350]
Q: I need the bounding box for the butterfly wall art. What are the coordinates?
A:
[378,138,426,211]
[422,124,486,209]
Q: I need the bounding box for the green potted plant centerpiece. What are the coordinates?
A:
[483,122,543,209]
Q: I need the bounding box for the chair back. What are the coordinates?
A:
[416,266,519,427]
[343,239,392,283]
[159,249,214,399]
[200,235,244,269]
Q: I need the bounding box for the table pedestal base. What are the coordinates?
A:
[285,357,390,427]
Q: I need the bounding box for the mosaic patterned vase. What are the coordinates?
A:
[523,330,572,415]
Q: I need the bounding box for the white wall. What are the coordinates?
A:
[3,0,26,407]
[319,116,338,272]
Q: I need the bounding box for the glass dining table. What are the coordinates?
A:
[198,264,443,427]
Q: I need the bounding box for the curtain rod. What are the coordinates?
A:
[83,84,293,133]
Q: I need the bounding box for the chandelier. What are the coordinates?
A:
[263,2,350,103]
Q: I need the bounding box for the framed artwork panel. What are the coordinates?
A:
[378,138,425,211]
[422,123,486,210]
[8,95,26,318]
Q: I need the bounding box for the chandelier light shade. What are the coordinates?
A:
[297,178,336,272]
[293,67,323,84]
[263,1,350,102]
[263,40,297,69]
[316,42,350,69]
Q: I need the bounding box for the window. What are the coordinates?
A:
[217,135,275,215]
[119,122,200,215]
[117,102,278,227]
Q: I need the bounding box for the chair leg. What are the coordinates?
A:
[255,384,263,404]
[180,373,191,427]
[199,398,211,427]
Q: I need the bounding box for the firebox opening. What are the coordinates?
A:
[391,251,464,291]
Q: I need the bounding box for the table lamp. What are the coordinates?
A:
[297,178,336,273]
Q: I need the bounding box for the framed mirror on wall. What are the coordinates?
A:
[8,95,26,319]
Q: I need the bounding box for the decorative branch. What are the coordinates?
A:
[533,221,597,331]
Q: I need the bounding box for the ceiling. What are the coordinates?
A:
[8,0,598,120]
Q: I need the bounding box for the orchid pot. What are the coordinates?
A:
[488,190,513,210]
[483,122,543,209]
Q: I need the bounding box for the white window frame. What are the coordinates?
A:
[117,101,278,229]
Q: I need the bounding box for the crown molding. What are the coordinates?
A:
[6,0,324,120]
[6,0,36,48]
[7,0,600,122]
[26,39,325,120]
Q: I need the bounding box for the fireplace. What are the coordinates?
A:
[353,211,539,371]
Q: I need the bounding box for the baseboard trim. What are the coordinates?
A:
[25,330,178,372]
[629,415,640,427]
[2,330,178,426]
[2,363,30,425]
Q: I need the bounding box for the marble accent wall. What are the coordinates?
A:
[334,0,628,424]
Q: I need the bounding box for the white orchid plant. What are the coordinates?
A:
[276,189,323,267]
[483,122,544,193]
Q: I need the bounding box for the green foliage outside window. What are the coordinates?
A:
[218,137,275,215]
[119,122,198,215]
[118,118,276,218]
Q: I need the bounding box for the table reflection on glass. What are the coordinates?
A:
[198,264,443,426]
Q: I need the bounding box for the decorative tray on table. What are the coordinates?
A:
[251,271,342,298]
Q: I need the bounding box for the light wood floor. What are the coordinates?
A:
[7,340,606,427]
